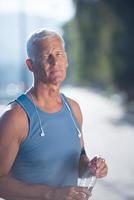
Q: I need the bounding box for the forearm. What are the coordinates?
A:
[0,175,53,200]
[0,174,92,200]
[79,148,90,177]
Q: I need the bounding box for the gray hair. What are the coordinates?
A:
[26,28,65,60]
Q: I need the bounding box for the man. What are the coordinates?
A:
[0,28,108,200]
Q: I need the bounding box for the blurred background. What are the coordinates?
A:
[0,0,134,199]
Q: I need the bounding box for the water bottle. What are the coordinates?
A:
[78,157,97,192]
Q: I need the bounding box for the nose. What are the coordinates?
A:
[48,54,57,66]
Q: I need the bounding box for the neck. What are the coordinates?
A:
[28,81,61,104]
[27,81,63,113]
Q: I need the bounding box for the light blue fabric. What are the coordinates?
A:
[11,93,81,187]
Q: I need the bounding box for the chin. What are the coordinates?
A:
[51,75,66,85]
[52,80,63,86]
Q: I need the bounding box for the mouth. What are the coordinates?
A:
[50,69,64,74]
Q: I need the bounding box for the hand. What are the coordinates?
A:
[89,156,108,178]
[52,186,92,200]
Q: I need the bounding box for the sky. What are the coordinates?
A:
[0,0,75,24]
[0,0,76,93]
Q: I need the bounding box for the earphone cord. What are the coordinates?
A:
[62,98,81,138]
[30,93,45,136]
[30,92,81,138]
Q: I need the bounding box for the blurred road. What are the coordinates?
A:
[62,86,134,200]
[0,86,134,200]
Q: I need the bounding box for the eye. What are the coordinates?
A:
[56,52,63,56]
[43,54,49,59]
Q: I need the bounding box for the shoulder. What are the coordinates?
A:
[67,97,81,113]
[0,101,29,143]
[66,96,85,148]
[66,96,83,127]
[1,101,28,125]
[0,102,29,175]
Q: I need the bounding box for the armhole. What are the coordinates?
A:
[61,93,81,132]
[14,94,34,147]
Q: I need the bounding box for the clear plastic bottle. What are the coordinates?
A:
[78,168,97,192]
[78,157,97,192]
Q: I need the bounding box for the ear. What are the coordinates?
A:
[66,56,69,68]
[65,52,68,68]
[26,58,33,72]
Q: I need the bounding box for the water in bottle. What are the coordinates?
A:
[78,156,97,192]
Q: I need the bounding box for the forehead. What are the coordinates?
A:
[37,36,64,52]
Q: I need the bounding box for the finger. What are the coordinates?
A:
[69,187,91,200]
[72,191,87,200]
[70,190,80,199]
[79,192,89,200]
[89,156,98,165]
[88,159,97,169]
[77,187,92,197]
[96,158,106,169]
[89,156,102,169]
[96,158,106,171]
[96,164,108,178]
[90,156,98,162]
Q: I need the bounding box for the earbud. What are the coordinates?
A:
[40,128,45,137]
[78,129,81,138]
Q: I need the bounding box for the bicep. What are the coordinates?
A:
[0,109,27,176]
[68,98,84,149]
[0,134,20,176]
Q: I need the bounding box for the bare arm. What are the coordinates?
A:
[0,174,53,200]
[68,98,85,149]
[0,104,49,200]
[68,98,90,175]
[69,98,108,179]
[0,104,91,200]
[0,174,90,200]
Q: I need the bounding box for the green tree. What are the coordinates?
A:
[64,0,134,102]
[106,0,134,102]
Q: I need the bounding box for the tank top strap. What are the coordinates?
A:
[61,93,72,112]
[15,94,34,119]
[61,93,81,137]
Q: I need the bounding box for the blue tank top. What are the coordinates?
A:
[11,93,81,187]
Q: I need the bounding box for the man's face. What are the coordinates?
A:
[32,36,68,86]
